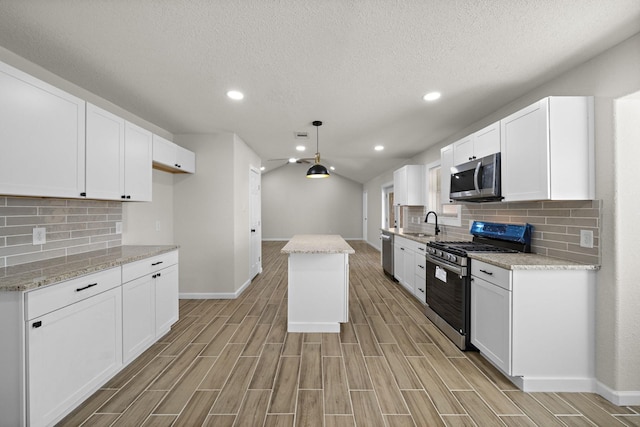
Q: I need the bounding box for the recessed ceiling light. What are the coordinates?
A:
[330,166,335,171]
[423,91,441,102]
[288,158,297,163]
[260,166,265,171]
[374,145,384,151]
[226,90,244,100]
[296,145,306,152]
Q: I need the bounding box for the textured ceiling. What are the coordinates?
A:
[1,1,639,183]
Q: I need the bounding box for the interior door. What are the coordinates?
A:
[250,167,262,279]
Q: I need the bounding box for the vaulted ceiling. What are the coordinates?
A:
[1,1,639,182]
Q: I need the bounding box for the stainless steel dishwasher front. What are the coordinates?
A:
[380,230,394,277]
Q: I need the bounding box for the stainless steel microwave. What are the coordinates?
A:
[450,153,502,202]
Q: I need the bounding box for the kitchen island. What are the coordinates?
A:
[281,235,354,333]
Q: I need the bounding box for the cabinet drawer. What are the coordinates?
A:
[25,267,121,320]
[122,251,179,283]
[471,260,511,291]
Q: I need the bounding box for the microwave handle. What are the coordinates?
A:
[473,161,482,193]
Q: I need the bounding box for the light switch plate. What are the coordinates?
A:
[115,222,122,234]
[580,230,594,248]
[33,227,46,245]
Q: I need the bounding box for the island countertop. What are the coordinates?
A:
[0,245,179,292]
[281,235,355,255]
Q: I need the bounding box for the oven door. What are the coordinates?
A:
[425,255,468,335]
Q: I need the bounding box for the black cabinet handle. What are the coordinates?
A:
[417,247,425,251]
[80,192,86,197]
[32,321,42,328]
[251,229,256,232]
[126,195,131,199]
[151,261,163,266]
[418,265,424,269]
[479,269,493,276]
[121,195,126,199]
[76,283,98,292]
[418,288,424,293]
[400,248,405,251]
[152,272,162,279]
[175,163,181,168]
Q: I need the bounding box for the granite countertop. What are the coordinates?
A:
[281,235,355,254]
[381,228,438,244]
[469,252,600,271]
[0,245,179,292]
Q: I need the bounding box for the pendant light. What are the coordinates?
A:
[306,120,330,178]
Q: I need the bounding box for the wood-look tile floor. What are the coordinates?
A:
[59,241,640,427]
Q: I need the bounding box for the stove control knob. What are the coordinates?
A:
[436,250,443,257]
[448,254,457,262]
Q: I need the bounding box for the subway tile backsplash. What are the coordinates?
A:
[0,197,122,267]
[404,200,601,265]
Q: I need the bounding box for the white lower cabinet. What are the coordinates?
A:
[25,269,122,427]
[471,259,596,391]
[0,251,180,427]
[394,236,427,303]
[123,252,179,363]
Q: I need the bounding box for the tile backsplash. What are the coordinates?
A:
[404,200,601,265]
[0,197,122,268]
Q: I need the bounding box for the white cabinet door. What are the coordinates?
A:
[0,61,85,199]
[452,122,500,166]
[440,144,454,205]
[414,255,427,304]
[402,248,415,293]
[501,100,550,201]
[26,287,122,427]
[86,103,125,200]
[393,242,404,284]
[393,165,424,206]
[393,168,407,206]
[153,134,196,174]
[471,276,512,374]
[473,122,500,159]
[155,264,179,336]
[124,122,153,201]
[501,97,594,201]
[453,135,474,165]
[176,145,196,173]
[122,275,155,363]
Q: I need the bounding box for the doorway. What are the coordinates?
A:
[250,167,262,279]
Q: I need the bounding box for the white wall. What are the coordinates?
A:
[262,163,363,240]
[364,32,640,402]
[173,133,261,297]
[614,96,640,392]
[174,133,236,296]
[122,169,174,245]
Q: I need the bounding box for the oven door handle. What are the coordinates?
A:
[426,255,465,276]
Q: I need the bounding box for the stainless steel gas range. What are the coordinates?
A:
[424,221,532,350]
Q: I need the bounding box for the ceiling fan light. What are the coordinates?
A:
[306,163,330,178]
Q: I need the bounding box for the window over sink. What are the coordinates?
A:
[426,160,461,227]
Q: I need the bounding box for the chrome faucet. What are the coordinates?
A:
[424,211,441,235]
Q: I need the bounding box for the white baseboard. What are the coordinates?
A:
[179,278,252,300]
[510,376,597,393]
[596,381,640,406]
[287,322,340,333]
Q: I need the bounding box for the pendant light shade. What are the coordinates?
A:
[306,120,330,178]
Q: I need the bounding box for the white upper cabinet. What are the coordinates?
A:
[500,96,594,201]
[152,135,196,174]
[124,122,153,201]
[0,61,86,198]
[453,122,500,165]
[86,103,125,200]
[393,165,424,206]
[440,144,454,205]
[86,104,152,201]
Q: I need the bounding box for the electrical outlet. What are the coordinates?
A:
[115,222,122,234]
[155,220,161,232]
[580,230,594,248]
[33,227,46,245]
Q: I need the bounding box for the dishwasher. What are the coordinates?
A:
[380,230,394,277]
